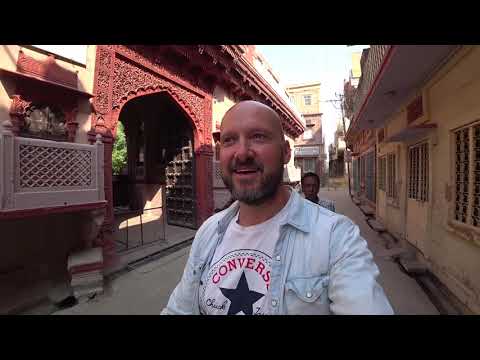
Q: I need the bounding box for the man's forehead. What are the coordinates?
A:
[220,102,284,135]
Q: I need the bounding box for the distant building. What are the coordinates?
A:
[286,82,327,184]
[328,120,347,178]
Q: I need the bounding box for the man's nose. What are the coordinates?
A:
[234,139,253,163]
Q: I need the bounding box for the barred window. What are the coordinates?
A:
[454,123,480,227]
[304,94,312,105]
[473,124,480,227]
[303,158,316,173]
[360,156,365,181]
[408,142,429,201]
[366,151,376,202]
[387,153,397,198]
[378,156,386,191]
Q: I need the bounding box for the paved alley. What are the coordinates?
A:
[317,188,439,314]
[52,187,439,315]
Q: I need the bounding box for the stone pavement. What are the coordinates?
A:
[318,187,439,315]
[53,187,439,315]
[53,244,191,315]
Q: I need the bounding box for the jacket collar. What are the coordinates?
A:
[217,188,311,235]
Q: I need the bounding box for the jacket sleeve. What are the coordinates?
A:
[160,225,207,315]
[327,216,394,315]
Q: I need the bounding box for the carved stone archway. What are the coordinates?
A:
[89,46,214,263]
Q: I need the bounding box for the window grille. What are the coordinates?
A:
[408,142,429,202]
[378,156,386,191]
[387,153,397,198]
[454,123,480,227]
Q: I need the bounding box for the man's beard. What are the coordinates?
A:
[221,154,284,206]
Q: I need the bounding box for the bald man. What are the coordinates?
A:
[162,101,393,315]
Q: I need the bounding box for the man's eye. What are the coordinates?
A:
[221,137,234,146]
[253,133,266,140]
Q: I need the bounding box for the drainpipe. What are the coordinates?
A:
[340,99,352,198]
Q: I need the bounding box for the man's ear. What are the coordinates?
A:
[283,140,291,164]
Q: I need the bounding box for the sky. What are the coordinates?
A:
[256,45,368,151]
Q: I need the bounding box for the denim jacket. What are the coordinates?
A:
[161,190,394,315]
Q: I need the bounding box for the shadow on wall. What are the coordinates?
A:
[1,45,17,70]
[0,210,93,314]
[0,103,8,123]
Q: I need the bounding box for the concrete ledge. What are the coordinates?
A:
[377,247,408,259]
[399,259,428,275]
[367,219,386,232]
[359,205,375,216]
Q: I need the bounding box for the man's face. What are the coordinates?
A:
[219,102,291,205]
[302,176,319,201]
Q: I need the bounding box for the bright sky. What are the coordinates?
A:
[256,45,368,150]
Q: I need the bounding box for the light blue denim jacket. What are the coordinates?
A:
[162,190,394,315]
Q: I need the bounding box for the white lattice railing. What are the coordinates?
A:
[352,45,392,120]
[1,124,104,211]
[213,161,225,188]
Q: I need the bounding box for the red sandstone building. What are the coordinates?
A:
[0,45,304,313]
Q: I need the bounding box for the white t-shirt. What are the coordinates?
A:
[199,192,294,315]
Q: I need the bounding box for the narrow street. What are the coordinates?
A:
[52,187,439,315]
[317,188,439,315]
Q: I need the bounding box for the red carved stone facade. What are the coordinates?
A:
[3,51,90,141]
[17,50,78,88]
[89,46,215,264]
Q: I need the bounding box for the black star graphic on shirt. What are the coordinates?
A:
[219,271,264,315]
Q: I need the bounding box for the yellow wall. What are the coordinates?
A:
[379,46,480,313]
[0,45,96,144]
[427,46,480,313]
[212,85,236,134]
[287,83,321,115]
[377,110,408,241]
[351,52,362,78]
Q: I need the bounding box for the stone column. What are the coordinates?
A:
[195,148,214,226]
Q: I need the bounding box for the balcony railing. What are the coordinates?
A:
[1,125,104,212]
[352,45,391,121]
[212,160,225,188]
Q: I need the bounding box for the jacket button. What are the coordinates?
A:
[306,292,312,298]
[275,255,281,261]
[271,299,278,307]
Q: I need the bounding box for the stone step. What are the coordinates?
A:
[415,275,463,315]
[399,259,428,275]
[359,205,375,216]
[368,219,386,232]
[376,247,408,259]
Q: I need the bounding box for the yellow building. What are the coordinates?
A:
[346,45,480,314]
[286,82,326,182]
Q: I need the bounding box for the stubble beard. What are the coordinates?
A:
[221,155,285,206]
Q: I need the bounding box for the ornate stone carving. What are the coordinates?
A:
[17,50,78,89]
[65,108,79,142]
[93,47,113,116]
[9,95,32,135]
[110,54,208,143]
